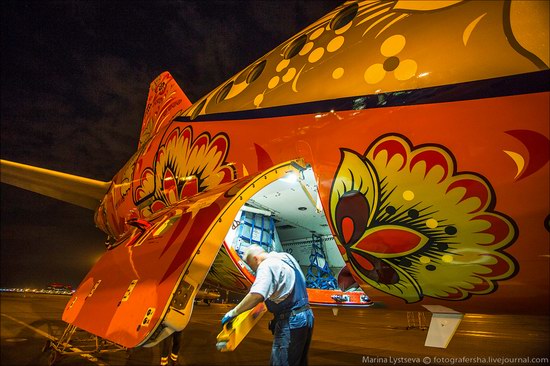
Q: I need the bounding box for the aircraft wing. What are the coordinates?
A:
[62,160,302,348]
[0,159,111,210]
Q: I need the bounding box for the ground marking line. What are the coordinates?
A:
[1,313,108,366]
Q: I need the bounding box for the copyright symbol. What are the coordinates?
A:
[423,357,432,364]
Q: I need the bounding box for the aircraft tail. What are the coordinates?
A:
[138,72,192,148]
[0,159,111,210]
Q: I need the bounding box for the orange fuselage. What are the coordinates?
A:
[92,0,548,322]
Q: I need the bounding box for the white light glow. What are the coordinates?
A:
[281,173,299,184]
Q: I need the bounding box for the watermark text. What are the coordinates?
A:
[362,355,550,365]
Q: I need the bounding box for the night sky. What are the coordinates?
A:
[1,1,342,289]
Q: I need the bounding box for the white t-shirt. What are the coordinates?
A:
[249,252,300,304]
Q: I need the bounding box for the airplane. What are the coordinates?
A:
[1,0,548,352]
[195,288,221,305]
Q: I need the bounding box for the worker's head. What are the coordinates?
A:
[244,244,268,272]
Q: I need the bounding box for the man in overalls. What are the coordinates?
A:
[222,244,314,365]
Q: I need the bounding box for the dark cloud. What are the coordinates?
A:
[1,0,342,288]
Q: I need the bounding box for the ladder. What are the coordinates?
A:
[305,234,337,289]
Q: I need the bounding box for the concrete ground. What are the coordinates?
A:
[1,293,548,365]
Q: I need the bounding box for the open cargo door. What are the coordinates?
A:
[206,164,375,308]
[62,159,305,348]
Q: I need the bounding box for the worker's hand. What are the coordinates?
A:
[221,309,237,326]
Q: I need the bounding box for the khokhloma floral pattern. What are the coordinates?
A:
[329,134,517,303]
[134,126,236,216]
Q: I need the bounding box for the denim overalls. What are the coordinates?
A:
[265,255,314,366]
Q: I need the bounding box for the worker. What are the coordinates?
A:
[160,330,182,365]
[222,244,314,365]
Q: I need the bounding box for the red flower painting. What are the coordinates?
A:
[329,135,517,303]
[134,126,236,216]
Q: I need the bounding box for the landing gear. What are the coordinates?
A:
[40,324,127,365]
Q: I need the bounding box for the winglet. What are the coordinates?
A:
[139,72,192,148]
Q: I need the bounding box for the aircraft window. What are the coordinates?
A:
[215,81,234,103]
[445,226,457,235]
[384,56,400,72]
[284,34,308,59]
[330,2,359,31]
[246,60,267,84]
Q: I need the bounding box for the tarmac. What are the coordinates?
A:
[1,293,548,365]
